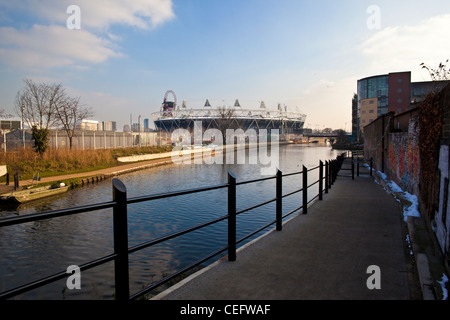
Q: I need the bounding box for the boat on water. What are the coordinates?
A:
[0,184,70,204]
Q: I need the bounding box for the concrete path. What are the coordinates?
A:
[154,159,421,300]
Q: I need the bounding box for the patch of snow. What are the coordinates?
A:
[373,169,421,221]
[405,234,413,255]
[401,191,421,222]
[387,180,403,193]
[438,273,448,300]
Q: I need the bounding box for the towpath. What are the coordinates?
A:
[153,159,426,300]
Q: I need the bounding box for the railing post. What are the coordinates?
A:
[330,161,335,186]
[324,161,329,194]
[14,172,19,191]
[228,171,237,262]
[276,169,282,231]
[370,158,373,176]
[319,161,323,200]
[302,165,308,215]
[112,178,130,301]
[357,158,360,177]
[352,159,355,180]
[327,160,331,189]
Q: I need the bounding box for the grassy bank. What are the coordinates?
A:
[0,146,173,181]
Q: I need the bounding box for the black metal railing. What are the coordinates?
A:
[335,150,373,180]
[0,153,347,300]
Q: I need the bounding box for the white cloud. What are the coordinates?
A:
[360,14,450,80]
[24,0,175,31]
[0,25,123,68]
[0,0,175,69]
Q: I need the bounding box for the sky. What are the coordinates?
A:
[0,0,449,131]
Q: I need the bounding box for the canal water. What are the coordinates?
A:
[0,144,340,300]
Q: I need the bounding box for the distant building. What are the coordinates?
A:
[131,123,140,132]
[123,124,131,132]
[101,121,117,132]
[355,71,449,140]
[144,119,149,132]
[351,94,358,140]
[0,120,21,130]
[411,80,449,105]
[387,72,412,114]
[359,98,377,128]
[78,119,99,131]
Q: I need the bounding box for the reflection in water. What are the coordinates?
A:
[0,144,340,299]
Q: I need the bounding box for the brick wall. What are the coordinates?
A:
[441,84,450,139]
[363,112,394,173]
[386,116,420,196]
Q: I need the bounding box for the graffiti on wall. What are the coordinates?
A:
[435,144,450,257]
[387,125,420,195]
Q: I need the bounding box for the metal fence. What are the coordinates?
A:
[1,130,169,151]
[0,154,347,300]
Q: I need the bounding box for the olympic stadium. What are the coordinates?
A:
[152,91,307,135]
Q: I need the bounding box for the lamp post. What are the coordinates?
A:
[21,104,25,149]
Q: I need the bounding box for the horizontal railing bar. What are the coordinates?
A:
[127,183,229,204]
[308,194,320,205]
[128,214,229,254]
[0,201,116,228]
[308,165,320,172]
[282,171,303,178]
[0,253,116,300]
[236,175,276,186]
[236,219,277,246]
[130,245,229,300]
[283,204,304,218]
[308,180,320,188]
[282,187,303,199]
[236,198,276,216]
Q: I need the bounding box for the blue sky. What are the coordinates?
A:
[1,0,449,131]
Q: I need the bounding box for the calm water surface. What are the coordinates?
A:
[0,144,340,299]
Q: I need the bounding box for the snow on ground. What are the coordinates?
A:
[363,163,450,299]
[363,164,421,222]
[438,273,449,300]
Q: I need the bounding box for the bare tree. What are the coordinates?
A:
[14,78,64,130]
[0,109,13,119]
[55,95,93,149]
[421,59,450,81]
[14,78,94,152]
[216,106,238,144]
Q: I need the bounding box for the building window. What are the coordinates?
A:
[369,110,374,114]
[397,98,402,104]
[369,100,374,104]
[398,78,403,83]
[413,87,425,96]
[397,88,403,93]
